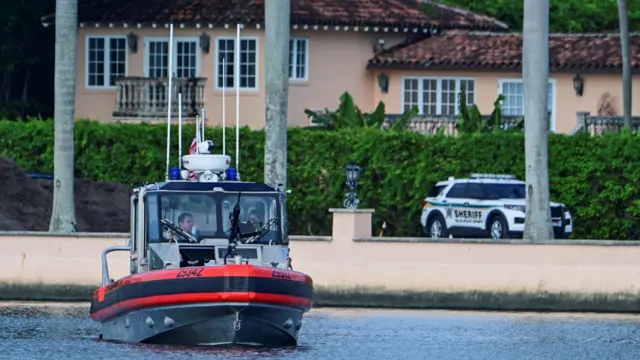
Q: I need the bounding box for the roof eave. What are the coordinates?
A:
[40,15,509,32]
[75,21,436,32]
[437,22,508,32]
[367,61,639,74]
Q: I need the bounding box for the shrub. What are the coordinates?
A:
[0,119,638,240]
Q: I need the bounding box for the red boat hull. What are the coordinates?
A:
[89,264,314,323]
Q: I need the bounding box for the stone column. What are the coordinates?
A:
[329,208,375,241]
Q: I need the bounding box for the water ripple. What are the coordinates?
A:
[1,303,640,360]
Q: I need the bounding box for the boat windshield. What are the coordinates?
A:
[146,191,282,244]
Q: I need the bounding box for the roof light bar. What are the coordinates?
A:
[469,173,517,180]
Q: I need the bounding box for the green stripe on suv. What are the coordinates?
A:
[428,201,495,209]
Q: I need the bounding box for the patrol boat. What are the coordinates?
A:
[90,132,313,346]
[90,24,312,346]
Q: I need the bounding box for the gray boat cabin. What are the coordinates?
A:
[101,155,293,286]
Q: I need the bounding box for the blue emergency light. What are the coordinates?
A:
[169,167,181,180]
[226,168,238,181]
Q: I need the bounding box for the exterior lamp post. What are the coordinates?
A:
[343,160,361,209]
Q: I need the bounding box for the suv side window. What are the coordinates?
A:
[467,183,484,199]
[445,183,468,198]
[429,185,447,197]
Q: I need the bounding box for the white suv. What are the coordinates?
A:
[420,174,573,239]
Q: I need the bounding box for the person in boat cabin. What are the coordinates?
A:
[248,208,264,226]
[178,212,195,234]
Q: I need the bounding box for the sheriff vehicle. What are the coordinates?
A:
[420,174,573,239]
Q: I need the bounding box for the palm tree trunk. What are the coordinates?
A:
[20,66,31,119]
[523,0,553,240]
[618,0,632,129]
[49,0,77,232]
[264,0,290,189]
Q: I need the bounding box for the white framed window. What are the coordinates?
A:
[498,79,556,132]
[289,38,309,80]
[401,77,475,115]
[215,37,259,90]
[85,35,127,88]
[144,37,200,78]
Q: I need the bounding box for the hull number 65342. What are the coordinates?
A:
[176,268,204,278]
[272,270,292,280]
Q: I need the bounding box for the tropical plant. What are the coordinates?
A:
[456,84,519,133]
[304,91,418,131]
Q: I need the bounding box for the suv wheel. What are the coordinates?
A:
[427,214,448,239]
[487,215,509,240]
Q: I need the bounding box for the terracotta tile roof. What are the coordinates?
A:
[368,31,640,72]
[49,0,507,31]
[419,1,507,30]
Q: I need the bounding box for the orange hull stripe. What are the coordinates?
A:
[90,292,312,322]
[94,265,313,298]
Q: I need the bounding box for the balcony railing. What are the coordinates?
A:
[388,112,638,136]
[113,77,207,120]
[385,114,527,135]
[570,111,640,135]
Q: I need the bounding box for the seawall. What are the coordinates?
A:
[2,209,640,312]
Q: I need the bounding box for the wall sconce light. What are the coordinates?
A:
[573,73,584,96]
[199,32,210,54]
[377,72,389,93]
[126,31,138,53]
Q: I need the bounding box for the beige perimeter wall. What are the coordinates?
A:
[2,209,639,312]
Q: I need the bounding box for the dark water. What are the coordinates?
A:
[1,302,640,360]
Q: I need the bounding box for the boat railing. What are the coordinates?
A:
[101,239,132,286]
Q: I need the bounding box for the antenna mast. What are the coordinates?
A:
[222,57,227,155]
[235,23,241,180]
[165,23,174,181]
[178,92,182,168]
[195,115,200,150]
[201,108,206,141]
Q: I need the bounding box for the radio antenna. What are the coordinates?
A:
[164,23,174,181]
[201,107,206,142]
[222,57,227,155]
[235,23,241,180]
[178,92,182,169]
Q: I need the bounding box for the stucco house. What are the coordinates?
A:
[42,0,639,134]
[370,30,640,134]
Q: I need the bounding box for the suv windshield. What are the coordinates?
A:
[482,183,526,199]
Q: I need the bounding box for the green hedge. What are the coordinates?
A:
[1,119,639,240]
